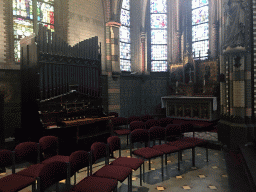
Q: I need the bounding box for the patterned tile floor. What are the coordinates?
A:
[1,131,229,192]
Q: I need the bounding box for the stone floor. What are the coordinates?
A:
[1,131,231,192]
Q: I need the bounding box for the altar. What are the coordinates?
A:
[161,96,218,121]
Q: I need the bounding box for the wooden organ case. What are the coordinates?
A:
[19,25,111,153]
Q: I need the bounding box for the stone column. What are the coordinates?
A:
[141,32,146,73]
[105,21,121,115]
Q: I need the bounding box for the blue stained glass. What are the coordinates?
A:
[120,59,131,71]
[120,9,130,26]
[151,30,167,44]
[192,40,209,58]
[122,0,130,10]
[150,0,167,13]
[192,0,208,9]
[192,23,209,41]
[192,6,208,25]
[151,45,167,60]
[120,26,130,43]
[120,42,131,60]
[151,61,167,72]
[151,14,167,28]
[13,0,33,19]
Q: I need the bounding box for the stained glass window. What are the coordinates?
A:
[151,0,167,72]
[192,0,209,59]
[13,0,55,63]
[120,0,131,71]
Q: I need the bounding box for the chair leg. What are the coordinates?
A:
[130,172,132,192]
[180,150,183,161]
[161,155,164,181]
[140,165,142,186]
[149,159,151,170]
[56,182,59,192]
[127,134,129,146]
[192,147,195,167]
[143,161,145,182]
[113,186,118,192]
[32,181,36,192]
[74,172,77,185]
[178,151,180,171]
[165,154,167,165]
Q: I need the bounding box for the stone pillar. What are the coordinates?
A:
[105,21,121,115]
[141,32,146,73]
[211,22,219,59]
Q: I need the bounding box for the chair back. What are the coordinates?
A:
[0,149,15,173]
[130,129,149,145]
[112,117,127,127]
[38,161,67,191]
[130,121,145,131]
[108,112,119,117]
[180,122,193,133]
[39,136,58,160]
[159,117,173,127]
[166,124,182,139]
[145,119,160,129]
[69,150,89,176]
[148,126,166,143]
[90,142,109,165]
[172,119,184,124]
[14,142,40,164]
[140,115,154,122]
[128,116,141,124]
[107,136,121,158]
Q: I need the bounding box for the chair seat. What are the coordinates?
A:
[93,165,132,182]
[180,137,207,145]
[0,174,36,192]
[114,129,130,135]
[41,155,70,164]
[152,144,180,153]
[16,164,46,178]
[132,147,164,159]
[109,157,144,170]
[71,176,118,192]
[167,140,196,149]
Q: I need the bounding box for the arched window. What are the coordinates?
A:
[13,0,54,63]
[150,0,167,72]
[120,0,131,71]
[192,0,209,59]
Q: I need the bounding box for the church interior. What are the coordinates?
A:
[0,0,256,191]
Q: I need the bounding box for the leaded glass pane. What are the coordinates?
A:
[151,61,167,72]
[40,0,54,3]
[120,59,131,71]
[13,0,33,19]
[151,45,167,60]
[192,6,208,25]
[150,0,167,13]
[192,23,209,41]
[192,0,208,9]
[151,14,167,28]
[13,18,33,62]
[37,2,54,27]
[120,26,130,43]
[120,9,130,26]
[151,30,167,44]
[122,0,130,10]
[192,40,209,58]
[120,42,131,60]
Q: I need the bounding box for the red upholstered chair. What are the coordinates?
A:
[0,149,37,192]
[140,115,154,122]
[130,121,145,132]
[159,117,173,127]
[130,129,165,181]
[149,126,180,169]
[127,116,141,124]
[90,142,133,192]
[39,135,60,161]
[145,119,160,130]
[108,112,119,117]
[65,151,118,192]
[107,136,144,186]
[112,117,130,145]
[165,124,183,142]
[13,142,69,191]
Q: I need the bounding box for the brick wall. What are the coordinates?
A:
[68,0,106,70]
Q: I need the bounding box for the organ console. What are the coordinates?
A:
[19,25,111,153]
